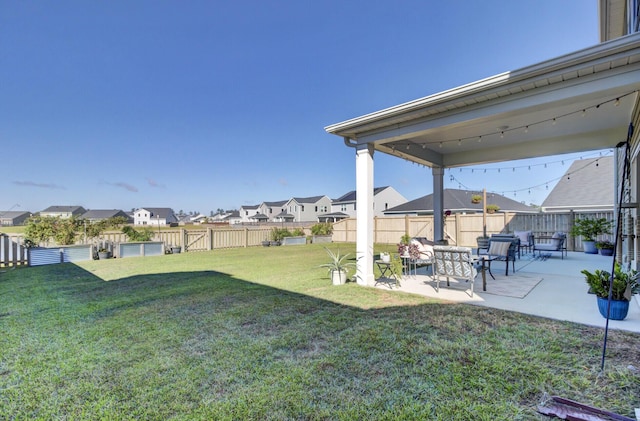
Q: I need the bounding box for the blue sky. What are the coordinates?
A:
[1,1,601,214]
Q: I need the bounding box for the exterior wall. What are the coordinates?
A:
[373,187,406,216]
[257,203,286,221]
[286,197,332,222]
[134,208,168,226]
[239,206,260,223]
[331,201,356,218]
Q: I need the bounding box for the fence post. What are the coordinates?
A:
[568,210,575,251]
[207,227,212,251]
[244,228,249,248]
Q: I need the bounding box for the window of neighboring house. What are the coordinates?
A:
[301,206,304,212]
[269,208,272,213]
[385,203,388,210]
[315,206,318,212]
[245,211,248,215]
[341,204,347,212]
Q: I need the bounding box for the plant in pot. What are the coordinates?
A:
[596,240,614,256]
[570,217,612,254]
[471,194,482,204]
[97,247,111,260]
[485,204,500,214]
[319,248,356,285]
[581,262,640,320]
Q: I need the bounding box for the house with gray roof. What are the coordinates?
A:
[0,211,31,226]
[40,205,87,219]
[383,189,538,215]
[239,205,261,223]
[257,200,288,222]
[329,186,406,219]
[541,156,613,213]
[282,195,332,222]
[81,209,132,223]
[133,207,178,226]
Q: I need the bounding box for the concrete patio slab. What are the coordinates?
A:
[378,251,640,333]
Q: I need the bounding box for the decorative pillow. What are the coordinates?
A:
[514,230,532,246]
[488,241,510,257]
[411,239,434,258]
[551,232,564,248]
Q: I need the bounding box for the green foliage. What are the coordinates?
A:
[400,234,411,245]
[486,204,500,212]
[596,240,614,249]
[84,216,129,239]
[270,227,291,242]
[471,194,482,203]
[122,226,154,242]
[24,215,81,246]
[310,222,333,236]
[570,217,612,242]
[318,247,356,274]
[582,262,640,300]
[291,228,305,237]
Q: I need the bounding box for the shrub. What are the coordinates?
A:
[310,222,333,236]
[270,227,291,242]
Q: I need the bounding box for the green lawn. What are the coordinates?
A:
[1,243,639,420]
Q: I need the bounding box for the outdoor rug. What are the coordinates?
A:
[482,273,543,299]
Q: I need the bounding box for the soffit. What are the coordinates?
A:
[326,33,640,169]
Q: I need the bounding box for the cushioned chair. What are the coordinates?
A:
[481,236,518,276]
[405,237,435,277]
[514,230,534,255]
[533,232,567,259]
[432,246,478,297]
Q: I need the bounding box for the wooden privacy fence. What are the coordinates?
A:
[331,211,615,251]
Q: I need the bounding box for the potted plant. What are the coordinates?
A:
[486,204,500,214]
[319,248,356,285]
[97,247,111,260]
[471,194,482,204]
[596,240,614,256]
[310,222,333,244]
[581,262,640,320]
[570,217,613,254]
[170,245,182,254]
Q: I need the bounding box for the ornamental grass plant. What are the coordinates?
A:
[1,244,639,419]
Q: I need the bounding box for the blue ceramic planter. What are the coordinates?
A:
[596,297,629,320]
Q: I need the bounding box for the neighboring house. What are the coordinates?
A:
[133,208,178,226]
[541,157,614,213]
[329,186,407,218]
[40,206,87,219]
[81,209,133,223]
[257,200,288,221]
[283,195,332,222]
[239,205,260,223]
[190,213,208,224]
[383,189,538,216]
[0,211,31,226]
[220,210,242,225]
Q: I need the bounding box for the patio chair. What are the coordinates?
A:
[514,230,534,254]
[490,234,522,259]
[432,245,478,297]
[480,236,518,276]
[409,237,434,276]
[533,232,567,259]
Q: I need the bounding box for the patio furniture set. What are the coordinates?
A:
[376,231,567,297]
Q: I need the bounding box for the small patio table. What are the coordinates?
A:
[473,255,497,291]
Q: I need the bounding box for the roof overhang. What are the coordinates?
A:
[326,33,640,169]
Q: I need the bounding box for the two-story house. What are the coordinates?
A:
[133,208,178,226]
[329,186,407,219]
[257,200,287,222]
[282,196,332,222]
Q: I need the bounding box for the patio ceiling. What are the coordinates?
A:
[326,33,640,169]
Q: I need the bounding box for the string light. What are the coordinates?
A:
[392,91,635,149]
[445,151,610,200]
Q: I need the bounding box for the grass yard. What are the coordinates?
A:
[1,243,639,419]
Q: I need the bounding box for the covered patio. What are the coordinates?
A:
[325,32,640,286]
[376,251,640,333]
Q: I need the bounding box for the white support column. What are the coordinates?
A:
[356,143,375,286]
[432,166,445,243]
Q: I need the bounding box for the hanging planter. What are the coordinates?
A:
[471,194,482,204]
